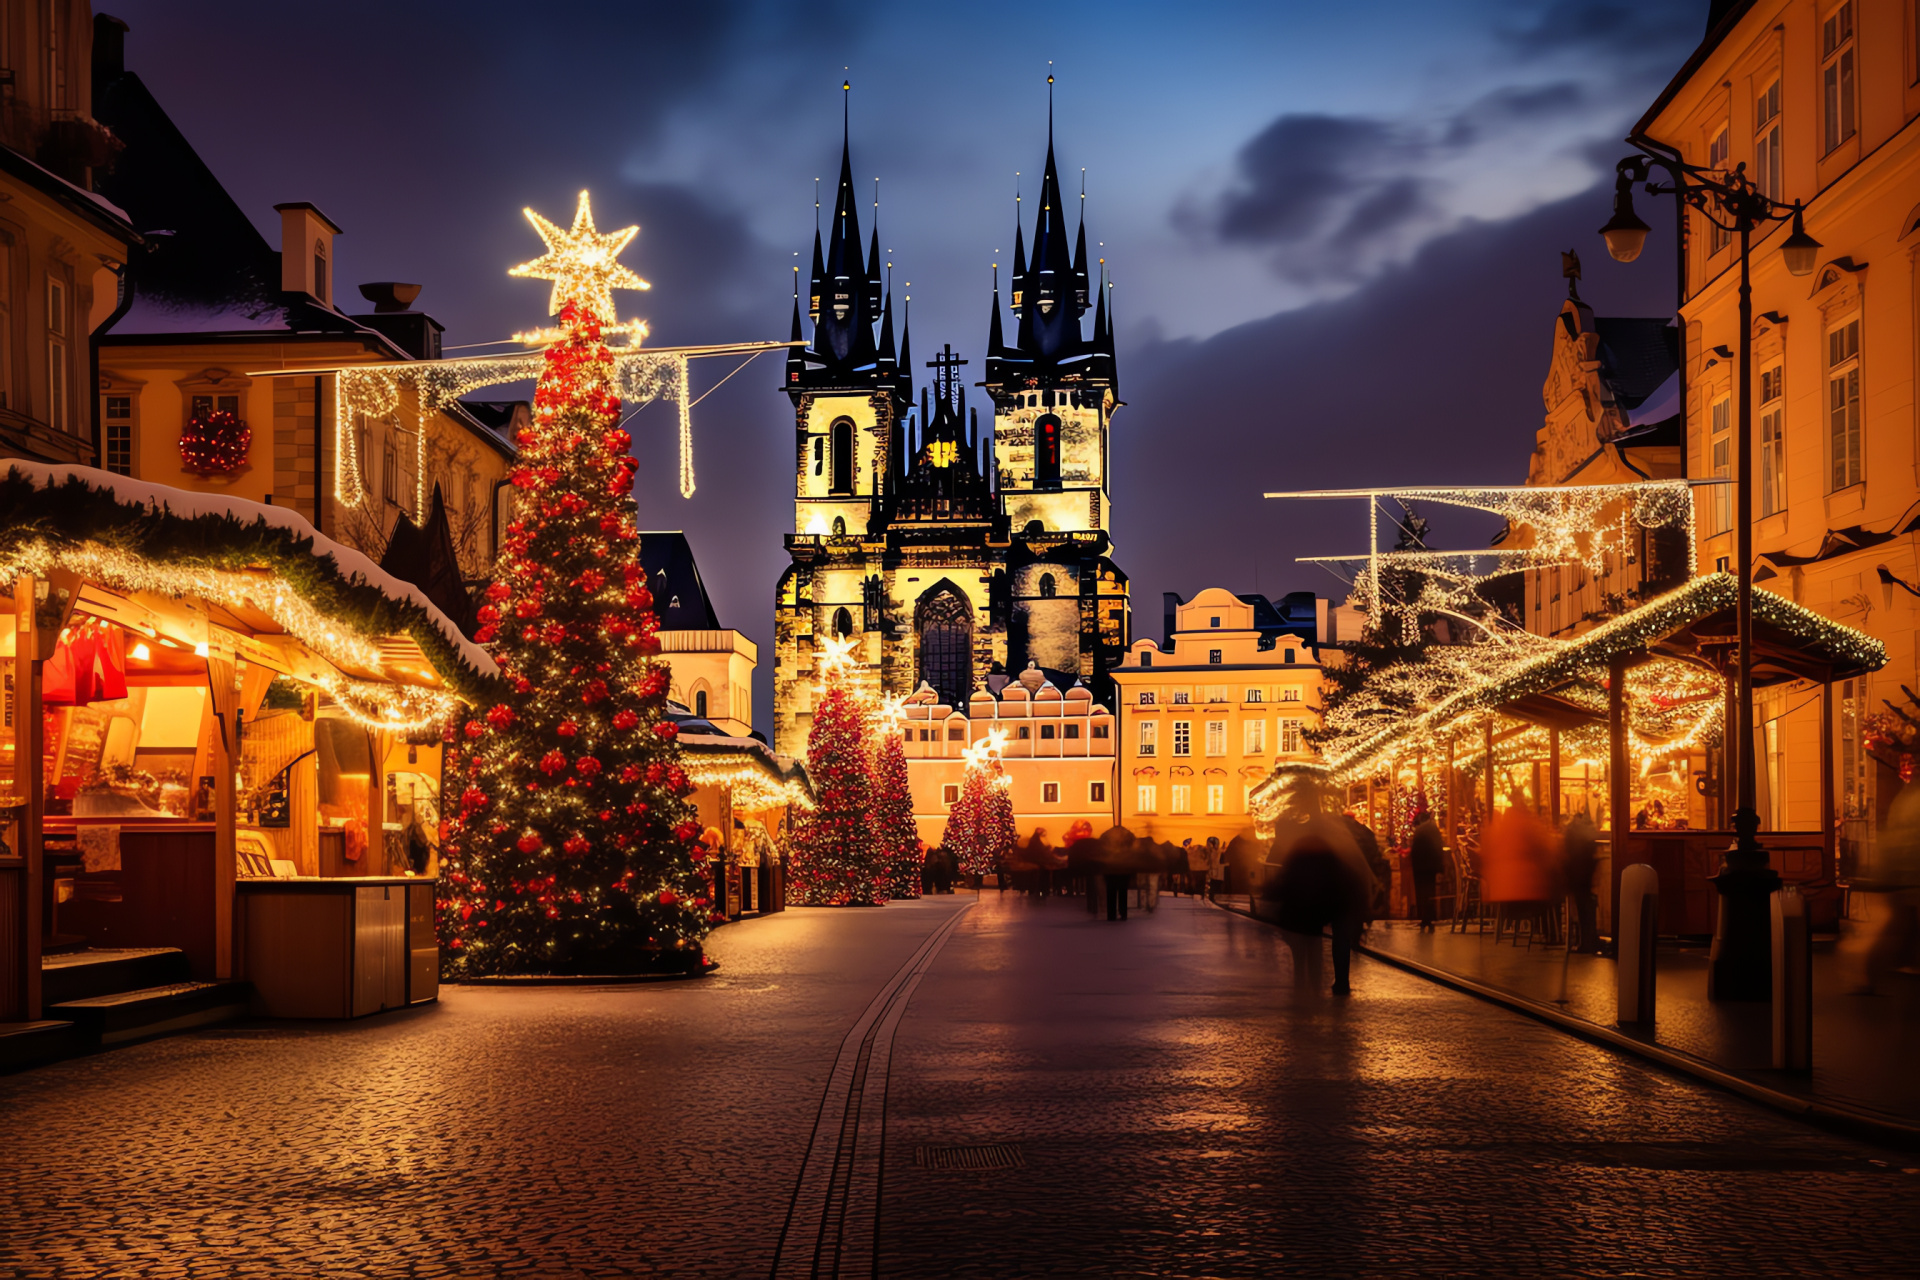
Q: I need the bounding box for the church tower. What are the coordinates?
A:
[982,80,1120,539]
[785,84,910,540]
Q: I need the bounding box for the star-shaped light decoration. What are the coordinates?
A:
[961,727,1008,770]
[816,632,861,680]
[509,190,651,343]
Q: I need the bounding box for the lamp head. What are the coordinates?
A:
[1599,179,1651,263]
[1780,204,1822,277]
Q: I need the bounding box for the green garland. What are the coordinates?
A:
[0,468,498,701]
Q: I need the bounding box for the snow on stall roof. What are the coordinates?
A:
[4,461,497,678]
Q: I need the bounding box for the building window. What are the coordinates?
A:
[46,276,67,433]
[1754,79,1782,201]
[1092,723,1108,739]
[694,690,708,718]
[832,515,846,536]
[1017,725,1031,740]
[917,587,973,707]
[1065,724,1080,740]
[1042,782,1060,804]
[1137,784,1157,814]
[1205,721,1225,756]
[1206,785,1225,815]
[1280,687,1301,702]
[1279,718,1303,754]
[948,725,965,741]
[1206,686,1229,703]
[1039,573,1057,598]
[1041,724,1056,740]
[104,395,133,475]
[1140,652,1152,668]
[830,417,854,494]
[1284,648,1296,664]
[1245,719,1267,754]
[833,606,854,637]
[1171,691,1190,705]
[1172,721,1191,756]
[1137,720,1156,756]
[1823,2,1857,154]
[1760,365,1786,517]
[1139,690,1156,705]
[313,241,329,304]
[1828,319,1862,490]
[1246,688,1264,703]
[1707,122,1733,253]
[1209,616,1220,628]
[1710,396,1732,532]
[943,784,960,806]
[1035,414,1061,487]
[1089,781,1106,804]
[1208,648,1222,664]
[1171,784,1192,814]
[812,435,824,477]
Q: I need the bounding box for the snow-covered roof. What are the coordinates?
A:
[0,461,496,684]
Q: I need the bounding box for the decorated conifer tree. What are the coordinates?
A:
[436,192,711,976]
[947,743,1015,877]
[870,726,922,899]
[786,636,886,904]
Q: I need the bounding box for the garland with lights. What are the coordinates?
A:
[436,197,711,975]
[0,464,496,705]
[177,408,252,475]
[870,730,922,899]
[786,641,886,905]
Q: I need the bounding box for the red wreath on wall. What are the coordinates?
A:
[177,409,252,475]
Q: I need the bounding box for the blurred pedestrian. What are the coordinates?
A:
[1207,837,1227,901]
[1261,816,1376,995]
[1481,799,1560,940]
[1343,810,1391,921]
[1408,806,1446,932]
[1562,811,1601,954]
[1098,825,1138,921]
[1859,779,1920,995]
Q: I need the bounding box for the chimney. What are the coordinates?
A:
[352,282,444,361]
[274,203,343,306]
[1163,591,1183,649]
[92,14,128,107]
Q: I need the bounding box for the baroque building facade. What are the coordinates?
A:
[772,110,1129,756]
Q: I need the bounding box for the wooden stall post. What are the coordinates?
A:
[1821,673,1836,879]
[1609,653,1631,944]
[1482,716,1495,824]
[204,648,239,980]
[1548,725,1562,830]
[12,577,45,1020]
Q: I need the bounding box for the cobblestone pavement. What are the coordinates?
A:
[0,901,969,1279]
[879,893,1920,1279]
[3,891,1919,1279]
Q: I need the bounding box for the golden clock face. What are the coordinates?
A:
[930,440,958,468]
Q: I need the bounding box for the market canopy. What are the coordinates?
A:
[1,462,497,725]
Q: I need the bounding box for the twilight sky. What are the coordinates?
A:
[105,0,1707,726]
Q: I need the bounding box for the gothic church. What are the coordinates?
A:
[771,103,1130,755]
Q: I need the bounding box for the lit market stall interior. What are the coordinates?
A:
[1,463,494,1037]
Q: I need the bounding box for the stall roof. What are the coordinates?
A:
[0,462,498,699]
[1275,572,1885,792]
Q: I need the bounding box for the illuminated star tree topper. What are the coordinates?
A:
[509,189,652,344]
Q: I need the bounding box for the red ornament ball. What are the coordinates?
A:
[516,833,543,854]
[612,709,639,731]
[557,720,579,738]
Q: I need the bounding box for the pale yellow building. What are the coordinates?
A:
[1112,588,1325,848]
[642,531,757,739]
[900,664,1116,848]
[1633,0,1920,868]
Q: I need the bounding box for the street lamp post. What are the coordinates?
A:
[1601,153,1820,1001]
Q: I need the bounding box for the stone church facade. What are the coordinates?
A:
[771,111,1130,756]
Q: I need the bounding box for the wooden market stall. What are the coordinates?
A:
[1253,573,1885,938]
[0,463,494,1048]
[675,712,811,920]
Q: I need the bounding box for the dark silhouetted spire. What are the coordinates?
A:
[786,268,805,387]
[896,293,913,402]
[987,265,1006,357]
[1072,170,1089,314]
[813,79,878,370]
[877,286,897,374]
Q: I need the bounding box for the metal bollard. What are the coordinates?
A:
[1617,863,1659,1025]
[1771,886,1812,1072]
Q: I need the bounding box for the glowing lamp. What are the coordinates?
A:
[1780,206,1822,277]
[1599,182,1651,263]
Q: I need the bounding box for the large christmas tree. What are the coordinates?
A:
[787,637,887,905]
[436,193,711,975]
[947,745,1015,877]
[871,725,922,899]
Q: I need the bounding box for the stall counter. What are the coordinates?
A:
[238,877,438,1018]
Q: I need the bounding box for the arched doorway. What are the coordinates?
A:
[916,585,973,707]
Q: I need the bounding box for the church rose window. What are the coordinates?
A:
[917,587,973,707]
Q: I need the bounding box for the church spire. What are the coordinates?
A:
[1072,169,1089,315]
[897,292,913,403]
[815,79,877,370]
[786,266,805,387]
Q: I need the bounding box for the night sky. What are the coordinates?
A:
[105,0,1707,727]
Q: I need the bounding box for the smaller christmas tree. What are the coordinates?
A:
[787,635,887,905]
[870,714,922,899]
[947,734,1016,877]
